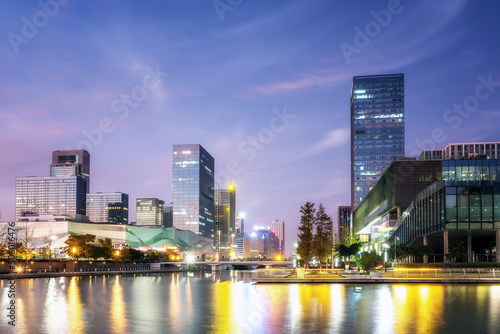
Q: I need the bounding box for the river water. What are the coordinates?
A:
[1,271,499,333]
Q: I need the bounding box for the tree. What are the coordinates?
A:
[16,223,36,270]
[339,228,359,247]
[313,203,333,268]
[98,238,114,260]
[446,240,467,262]
[355,251,382,272]
[296,202,316,268]
[416,245,435,263]
[64,234,96,259]
[121,247,144,262]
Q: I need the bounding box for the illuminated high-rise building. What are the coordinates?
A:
[136,198,164,226]
[271,219,285,256]
[50,149,90,192]
[87,192,129,224]
[215,183,236,250]
[351,73,405,207]
[172,144,215,238]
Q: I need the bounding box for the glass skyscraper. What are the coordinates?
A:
[87,192,129,224]
[50,150,90,192]
[351,73,405,207]
[136,198,165,226]
[15,176,87,221]
[215,183,236,249]
[172,144,215,238]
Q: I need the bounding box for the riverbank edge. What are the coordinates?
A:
[0,269,186,280]
[252,278,500,284]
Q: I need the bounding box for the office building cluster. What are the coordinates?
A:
[338,72,500,263]
[14,144,286,257]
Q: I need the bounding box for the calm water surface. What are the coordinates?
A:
[1,271,500,333]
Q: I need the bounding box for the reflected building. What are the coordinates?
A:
[136,198,164,226]
[351,73,405,208]
[172,144,215,238]
[87,192,129,224]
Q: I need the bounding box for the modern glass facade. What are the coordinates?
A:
[172,144,215,238]
[136,198,165,226]
[393,159,500,246]
[15,176,87,221]
[337,206,352,238]
[87,192,129,224]
[50,150,90,192]
[163,202,173,228]
[351,74,405,207]
[215,183,236,249]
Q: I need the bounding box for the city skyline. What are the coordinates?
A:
[1,1,500,256]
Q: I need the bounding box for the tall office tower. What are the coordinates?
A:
[235,233,251,258]
[337,206,352,240]
[215,183,236,249]
[136,198,165,226]
[50,150,90,192]
[163,202,173,228]
[235,212,245,234]
[172,144,215,238]
[15,176,87,221]
[86,192,129,224]
[271,219,285,256]
[351,73,405,207]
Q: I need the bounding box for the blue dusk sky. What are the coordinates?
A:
[1,1,499,255]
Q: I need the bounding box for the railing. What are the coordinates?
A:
[371,268,500,279]
[255,268,343,279]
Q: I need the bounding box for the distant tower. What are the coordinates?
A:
[136,198,165,226]
[351,74,404,207]
[172,144,215,238]
[271,219,285,256]
[215,183,236,250]
[50,149,90,192]
[87,192,129,224]
[337,206,352,240]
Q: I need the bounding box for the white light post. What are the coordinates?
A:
[394,237,400,264]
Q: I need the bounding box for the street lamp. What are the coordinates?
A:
[382,243,389,272]
[394,237,400,264]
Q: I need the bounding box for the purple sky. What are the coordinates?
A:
[1,1,499,256]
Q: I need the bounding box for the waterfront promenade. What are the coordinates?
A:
[253,268,500,284]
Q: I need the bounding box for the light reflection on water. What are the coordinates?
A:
[1,271,499,333]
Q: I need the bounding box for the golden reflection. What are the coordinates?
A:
[329,285,345,332]
[211,280,233,333]
[168,274,182,329]
[67,277,86,333]
[488,286,500,333]
[110,276,128,333]
[392,285,444,333]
